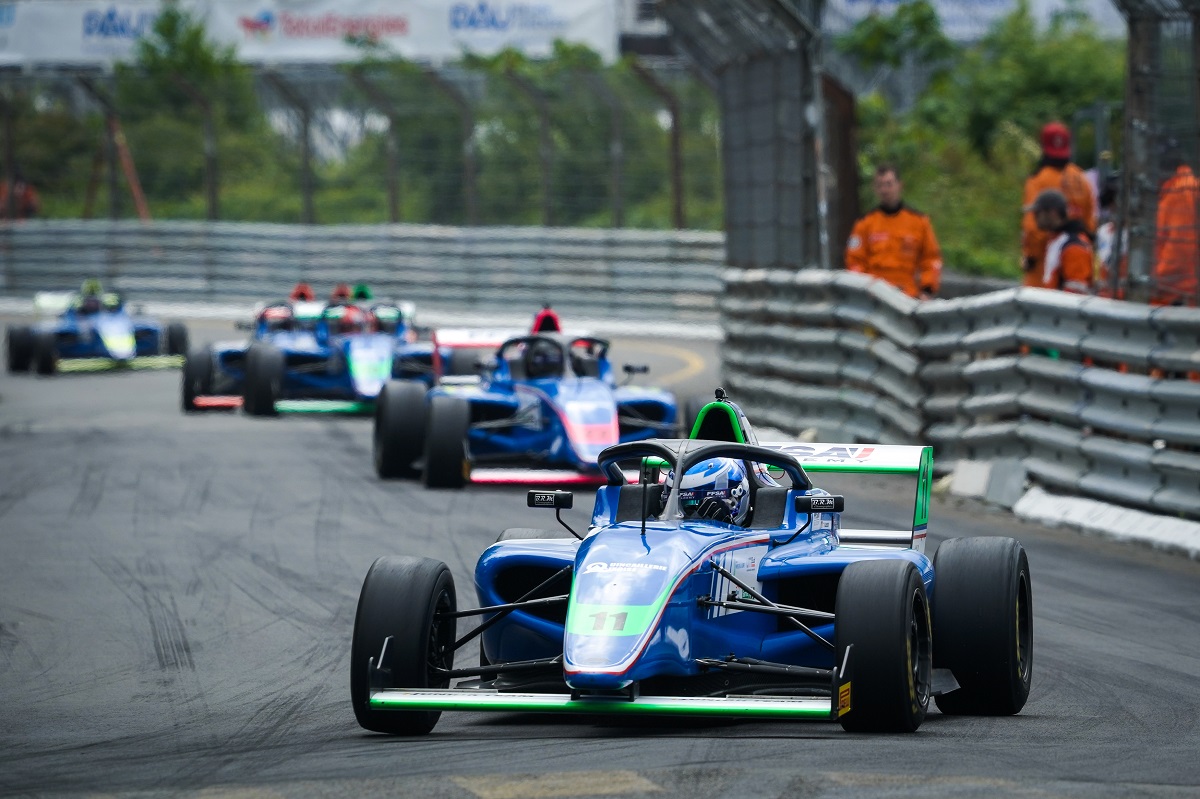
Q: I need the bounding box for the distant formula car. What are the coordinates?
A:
[6,284,187,375]
[373,323,681,488]
[350,393,1033,735]
[182,293,425,415]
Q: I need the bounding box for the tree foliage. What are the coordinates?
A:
[841,0,1125,276]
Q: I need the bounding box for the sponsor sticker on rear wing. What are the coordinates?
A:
[759,442,933,553]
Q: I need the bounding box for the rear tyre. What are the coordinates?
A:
[33,331,57,376]
[166,322,189,356]
[835,559,932,733]
[181,346,215,412]
[6,325,33,373]
[423,395,470,489]
[932,537,1033,716]
[680,395,707,438]
[243,343,283,417]
[350,556,456,735]
[445,348,480,378]
[374,380,427,478]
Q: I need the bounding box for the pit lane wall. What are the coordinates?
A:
[0,220,722,326]
[721,269,1200,521]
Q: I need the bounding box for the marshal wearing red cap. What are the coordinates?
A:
[1021,122,1096,289]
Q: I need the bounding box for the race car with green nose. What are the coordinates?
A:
[350,393,1033,734]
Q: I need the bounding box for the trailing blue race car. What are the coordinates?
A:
[373,330,681,487]
[183,296,427,415]
[350,392,1033,734]
[6,282,187,375]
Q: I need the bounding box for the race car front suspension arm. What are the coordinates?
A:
[706,560,834,652]
[441,564,573,654]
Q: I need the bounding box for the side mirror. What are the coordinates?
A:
[235,320,254,331]
[528,490,573,510]
[623,364,649,375]
[795,495,844,513]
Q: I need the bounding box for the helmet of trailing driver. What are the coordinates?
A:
[664,457,751,525]
[330,305,370,335]
[261,305,293,332]
[525,338,564,379]
[330,283,352,305]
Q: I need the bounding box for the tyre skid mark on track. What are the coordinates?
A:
[70,462,108,518]
[93,557,195,673]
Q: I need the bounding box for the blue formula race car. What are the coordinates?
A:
[6,282,188,375]
[182,293,426,414]
[372,330,681,488]
[350,394,1033,734]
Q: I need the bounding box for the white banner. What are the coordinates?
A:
[0,0,618,67]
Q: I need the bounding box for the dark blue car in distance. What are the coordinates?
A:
[6,284,187,375]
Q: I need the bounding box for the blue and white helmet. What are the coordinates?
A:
[665,457,751,525]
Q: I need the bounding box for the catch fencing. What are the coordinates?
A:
[722,269,1200,519]
[0,220,724,324]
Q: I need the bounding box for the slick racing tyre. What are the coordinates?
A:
[243,343,283,417]
[445,348,481,378]
[374,379,427,478]
[423,395,470,489]
[33,331,58,376]
[6,325,33,373]
[350,556,456,735]
[181,346,215,412]
[835,559,932,733]
[165,322,189,357]
[932,537,1033,716]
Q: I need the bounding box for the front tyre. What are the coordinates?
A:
[6,325,33,373]
[350,556,456,735]
[374,379,427,478]
[243,343,283,417]
[423,395,470,489]
[33,331,58,376]
[835,559,932,733]
[932,537,1033,716]
[166,322,189,357]
[181,346,215,412]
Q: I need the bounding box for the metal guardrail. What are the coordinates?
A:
[0,220,725,324]
[722,269,1200,519]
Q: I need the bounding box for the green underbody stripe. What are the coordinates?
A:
[370,691,833,719]
[275,400,373,414]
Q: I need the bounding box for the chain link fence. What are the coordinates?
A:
[0,58,720,231]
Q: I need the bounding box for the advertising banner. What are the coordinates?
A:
[0,0,619,67]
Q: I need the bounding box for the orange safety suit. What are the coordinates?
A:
[1022,162,1095,287]
[1152,164,1199,307]
[1041,220,1093,294]
[845,203,942,298]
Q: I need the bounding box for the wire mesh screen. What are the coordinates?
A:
[0,59,719,230]
[661,0,830,271]
[1115,2,1200,306]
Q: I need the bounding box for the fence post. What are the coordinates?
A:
[350,68,402,224]
[264,71,315,225]
[171,73,219,221]
[505,68,554,227]
[423,68,478,226]
[631,59,684,230]
[586,71,624,228]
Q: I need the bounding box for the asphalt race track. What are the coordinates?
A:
[3,318,1200,798]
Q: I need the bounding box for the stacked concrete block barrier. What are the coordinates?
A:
[0,220,725,326]
[720,268,1200,521]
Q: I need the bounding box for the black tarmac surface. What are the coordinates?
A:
[2,318,1200,798]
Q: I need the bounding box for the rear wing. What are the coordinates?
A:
[759,442,933,553]
[33,291,74,317]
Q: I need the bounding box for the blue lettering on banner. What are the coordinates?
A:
[0,4,15,29]
[449,3,566,32]
[83,7,157,40]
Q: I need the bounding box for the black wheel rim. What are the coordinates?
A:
[1015,571,1032,682]
[427,588,455,688]
[909,591,932,709]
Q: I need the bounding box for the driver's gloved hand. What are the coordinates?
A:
[696,496,734,523]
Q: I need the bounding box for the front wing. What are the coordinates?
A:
[57,354,183,373]
[370,687,835,720]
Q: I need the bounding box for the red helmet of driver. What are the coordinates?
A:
[330,283,352,304]
[289,282,315,302]
[334,305,370,334]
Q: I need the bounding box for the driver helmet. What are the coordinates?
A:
[331,305,369,335]
[664,457,751,525]
[526,339,563,379]
[79,295,102,314]
[261,306,293,332]
[330,283,352,305]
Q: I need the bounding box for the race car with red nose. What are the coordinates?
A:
[373,331,681,487]
[350,392,1033,735]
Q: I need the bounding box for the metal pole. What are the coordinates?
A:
[1122,16,1160,304]
[1,89,14,220]
[350,69,401,223]
[505,68,554,227]
[264,71,315,224]
[586,72,624,228]
[172,74,219,221]
[423,68,478,226]
[631,59,685,230]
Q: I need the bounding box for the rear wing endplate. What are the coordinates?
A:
[759,442,933,552]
